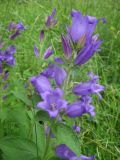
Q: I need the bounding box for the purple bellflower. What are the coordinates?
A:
[73,125,80,133]
[66,96,95,118]
[9,22,25,40]
[73,72,104,97]
[45,8,57,28]
[34,44,39,57]
[30,75,52,95]
[54,57,64,64]
[37,88,67,118]
[56,144,95,160]
[74,34,102,65]
[61,34,72,59]
[43,46,54,59]
[41,63,67,86]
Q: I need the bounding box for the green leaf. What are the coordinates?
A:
[49,157,61,160]
[36,110,50,122]
[54,124,81,156]
[12,90,32,106]
[32,122,46,159]
[0,137,41,160]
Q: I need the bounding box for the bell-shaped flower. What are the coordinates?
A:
[42,63,67,86]
[74,34,102,65]
[56,144,95,160]
[30,75,52,95]
[37,88,67,118]
[73,72,104,96]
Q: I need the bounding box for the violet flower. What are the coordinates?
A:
[74,34,102,65]
[45,8,57,28]
[30,75,52,95]
[69,10,106,44]
[43,46,54,59]
[65,96,95,118]
[54,57,64,64]
[41,63,67,86]
[73,72,104,96]
[37,88,67,118]
[39,30,44,42]
[34,44,39,57]
[56,144,95,160]
[73,125,80,133]
[9,22,25,40]
[61,34,72,59]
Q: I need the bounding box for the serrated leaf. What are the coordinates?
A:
[0,137,40,160]
[55,124,80,156]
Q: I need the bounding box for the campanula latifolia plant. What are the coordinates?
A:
[0,8,106,160]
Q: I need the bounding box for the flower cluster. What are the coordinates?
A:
[30,9,106,159]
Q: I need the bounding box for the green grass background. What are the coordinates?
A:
[0,0,120,159]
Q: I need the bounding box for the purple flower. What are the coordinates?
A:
[37,88,67,118]
[3,71,9,81]
[42,63,67,86]
[56,144,95,160]
[61,34,72,59]
[43,46,54,59]
[0,45,16,67]
[65,96,95,118]
[39,30,44,42]
[9,30,21,40]
[30,75,52,95]
[34,44,39,57]
[69,10,106,44]
[73,72,104,96]
[9,22,25,40]
[74,34,102,65]
[73,125,80,133]
[54,57,64,64]
[45,8,57,28]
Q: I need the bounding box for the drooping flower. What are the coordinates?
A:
[34,44,39,57]
[73,72,104,96]
[74,34,102,65]
[39,30,45,42]
[61,34,72,59]
[37,88,67,118]
[45,8,57,28]
[30,75,52,95]
[41,63,67,86]
[56,144,95,160]
[43,46,54,59]
[65,96,95,118]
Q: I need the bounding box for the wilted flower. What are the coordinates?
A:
[37,88,67,118]
[61,34,72,59]
[73,72,104,96]
[43,46,54,59]
[56,144,95,160]
[41,63,67,86]
[34,44,39,57]
[45,8,57,28]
